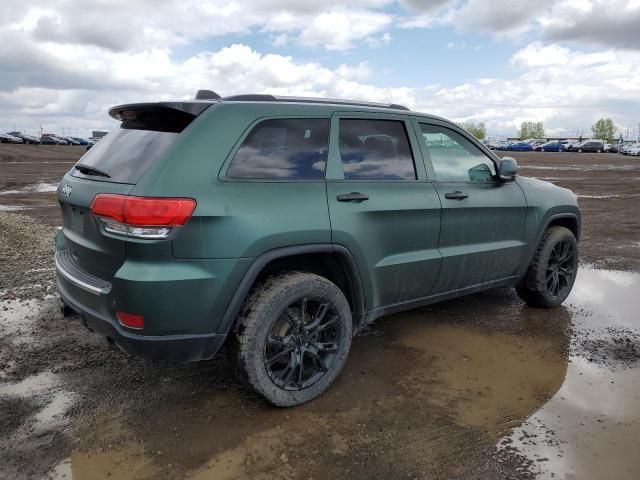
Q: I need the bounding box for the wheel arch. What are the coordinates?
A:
[546,214,580,241]
[525,213,581,268]
[218,244,365,335]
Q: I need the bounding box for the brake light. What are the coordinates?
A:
[116,311,144,329]
[90,194,195,239]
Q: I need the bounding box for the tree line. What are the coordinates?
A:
[459,118,619,143]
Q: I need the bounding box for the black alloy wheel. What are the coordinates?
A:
[545,239,576,298]
[264,297,341,391]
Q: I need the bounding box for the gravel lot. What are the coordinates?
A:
[1,145,639,479]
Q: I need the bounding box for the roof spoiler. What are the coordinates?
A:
[108,102,218,133]
[108,102,214,121]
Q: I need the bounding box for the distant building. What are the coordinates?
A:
[92,131,108,138]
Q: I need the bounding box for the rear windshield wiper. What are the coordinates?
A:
[74,164,111,178]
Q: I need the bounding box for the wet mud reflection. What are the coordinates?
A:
[1,267,638,479]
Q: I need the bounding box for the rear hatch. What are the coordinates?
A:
[58,102,212,280]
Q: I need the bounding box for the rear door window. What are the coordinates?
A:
[227,118,329,180]
[338,119,416,180]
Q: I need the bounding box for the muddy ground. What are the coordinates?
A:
[1,145,639,479]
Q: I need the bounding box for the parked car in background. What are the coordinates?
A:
[41,134,68,145]
[71,137,89,145]
[621,143,640,155]
[609,143,623,153]
[508,142,534,151]
[9,131,40,144]
[60,136,81,145]
[1,133,24,143]
[625,144,640,156]
[498,141,515,150]
[85,137,103,150]
[538,141,566,152]
[568,141,604,153]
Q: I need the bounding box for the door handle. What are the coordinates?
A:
[444,191,469,200]
[337,192,369,202]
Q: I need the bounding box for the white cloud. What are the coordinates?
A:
[1,0,639,139]
[542,0,640,50]
[420,0,640,50]
[3,38,639,139]
[4,0,396,52]
[297,9,392,50]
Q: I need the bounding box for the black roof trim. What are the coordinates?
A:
[220,94,410,111]
[223,94,277,102]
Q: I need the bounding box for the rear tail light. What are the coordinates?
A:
[116,311,144,329]
[90,194,196,239]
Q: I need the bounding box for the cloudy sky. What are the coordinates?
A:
[1,0,639,138]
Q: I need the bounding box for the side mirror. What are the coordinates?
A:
[498,157,518,181]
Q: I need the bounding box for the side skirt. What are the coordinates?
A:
[360,275,521,327]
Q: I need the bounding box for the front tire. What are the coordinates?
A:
[516,226,578,308]
[232,272,353,407]
[577,148,583,153]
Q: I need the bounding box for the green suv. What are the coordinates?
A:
[55,94,580,406]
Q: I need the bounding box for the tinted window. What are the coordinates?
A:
[338,119,416,180]
[71,128,178,184]
[227,118,329,179]
[419,124,496,182]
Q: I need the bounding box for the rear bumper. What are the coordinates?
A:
[57,281,227,362]
[53,234,249,361]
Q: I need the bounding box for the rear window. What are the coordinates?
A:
[71,106,195,184]
[71,129,178,184]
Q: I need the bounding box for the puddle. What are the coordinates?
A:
[34,390,77,430]
[0,182,59,195]
[566,268,640,330]
[3,267,639,480]
[577,194,640,199]
[0,205,29,211]
[500,357,640,479]
[535,177,588,181]
[498,267,640,479]
[52,445,161,480]
[394,321,568,432]
[0,371,58,396]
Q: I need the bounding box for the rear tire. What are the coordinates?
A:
[516,226,578,308]
[597,149,602,153]
[231,272,352,407]
[577,148,583,153]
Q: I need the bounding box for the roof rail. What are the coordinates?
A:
[219,94,410,111]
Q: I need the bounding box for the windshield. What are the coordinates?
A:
[71,128,178,184]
